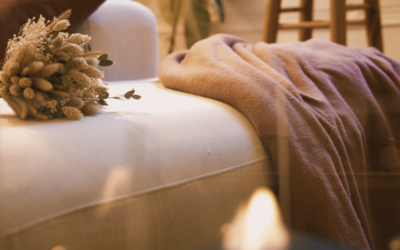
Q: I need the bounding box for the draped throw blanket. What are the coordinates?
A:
[158,34,400,250]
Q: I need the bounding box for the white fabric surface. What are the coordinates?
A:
[0,80,275,250]
[74,0,158,81]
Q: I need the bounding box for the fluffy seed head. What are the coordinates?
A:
[9,44,36,68]
[67,96,85,109]
[21,61,44,76]
[19,77,32,87]
[72,57,89,70]
[9,83,21,96]
[61,43,84,56]
[52,35,65,49]
[32,90,45,102]
[0,72,11,84]
[23,87,35,99]
[85,57,99,66]
[53,20,70,31]
[0,86,9,97]
[11,76,21,85]
[71,71,91,89]
[58,10,72,21]
[37,63,60,78]
[82,66,104,79]
[57,63,65,73]
[55,51,70,61]
[67,34,91,45]
[4,62,21,76]
[59,32,69,40]
[83,91,96,99]
[31,77,53,91]
[62,106,83,120]
[95,85,108,95]
[81,103,101,115]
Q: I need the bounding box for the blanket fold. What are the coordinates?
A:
[158,34,400,250]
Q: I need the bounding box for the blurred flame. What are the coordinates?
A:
[222,187,289,250]
[100,166,133,214]
[102,166,132,200]
[51,246,66,250]
[390,236,400,250]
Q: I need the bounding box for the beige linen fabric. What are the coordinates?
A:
[0,80,275,250]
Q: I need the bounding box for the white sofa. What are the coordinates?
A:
[0,1,277,250]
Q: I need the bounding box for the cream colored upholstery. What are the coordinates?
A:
[74,0,158,81]
[0,80,275,250]
[0,2,277,249]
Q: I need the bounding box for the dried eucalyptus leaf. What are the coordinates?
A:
[111,96,121,99]
[98,92,109,99]
[132,95,141,100]
[98,54,108,61]
[64,58,73,74]
[124,90,135,99]
[39,50,45,55]
[84,45,87,51]
[97,99,108,106]
[88,44,92,51]
[51,31,59,40]
[62,75,69,87]
[99,60,115,67]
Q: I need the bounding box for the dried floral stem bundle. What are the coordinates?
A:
[0,10,140,120]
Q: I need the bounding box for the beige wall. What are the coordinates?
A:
[145,0,400,62]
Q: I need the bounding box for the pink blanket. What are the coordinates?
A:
[158,34,400,250]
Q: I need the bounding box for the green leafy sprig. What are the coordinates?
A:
[98,54,115,67]
[96,88,142,106]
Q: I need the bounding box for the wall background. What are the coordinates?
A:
[143,0,400,62]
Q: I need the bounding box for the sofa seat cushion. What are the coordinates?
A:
[0,79,275,250]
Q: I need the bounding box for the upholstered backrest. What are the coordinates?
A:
[75,0,158,81]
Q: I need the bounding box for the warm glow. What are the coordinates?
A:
[222,188,289,250]
[102,166,133,199]
[390,236,400,250]
[52,246,66,250]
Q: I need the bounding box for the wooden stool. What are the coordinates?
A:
[262,0,383,51]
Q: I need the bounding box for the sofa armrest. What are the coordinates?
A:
[74,0,158,81]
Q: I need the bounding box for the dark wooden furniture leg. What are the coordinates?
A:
[330,0,347,46]
[364,0,383,51]
[262,0,282,43]
[299,0,313,41]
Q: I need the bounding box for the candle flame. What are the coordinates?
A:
[222,188,289,250]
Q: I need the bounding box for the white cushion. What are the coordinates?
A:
[74,0,158,81]
[0,80,274,250]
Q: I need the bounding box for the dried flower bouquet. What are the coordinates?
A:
[0,10,140,120]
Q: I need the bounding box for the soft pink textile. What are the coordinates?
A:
[158,34,400,250]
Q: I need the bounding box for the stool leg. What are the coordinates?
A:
[262,0,282,43]
[364,0,383,51]
[299,0,313,41]
[330,0,347,46]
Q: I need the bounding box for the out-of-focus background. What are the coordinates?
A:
[138,0,400,62]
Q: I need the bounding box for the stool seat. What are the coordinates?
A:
[262,0,383,51]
